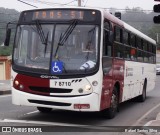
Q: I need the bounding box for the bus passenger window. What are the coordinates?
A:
[144,52,149,63]
[124,46,131,60]
[130,48,136,61]
[123,30,129,45]
[143,41,147,51]
[130,34,136,47]
[137,51,143,62]
[114,26,123,43]
[114,44,124,58]
[137,37,142,49]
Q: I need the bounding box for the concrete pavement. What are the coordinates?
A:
[145,112,160,126]
[0,80,159,127]
[0,80,11,95]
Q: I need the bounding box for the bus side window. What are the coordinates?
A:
[130,33,136,47]
[103,22,112,57]
[114,26,123,43]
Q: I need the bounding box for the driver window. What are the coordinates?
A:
[103,21,112,57]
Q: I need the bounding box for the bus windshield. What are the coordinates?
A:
[13,23,99,75]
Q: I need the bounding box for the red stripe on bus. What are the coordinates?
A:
[13,74,50,96]
[100,59,124,111]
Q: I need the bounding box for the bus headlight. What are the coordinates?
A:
[15,80,19,86]
[84,85,91,91]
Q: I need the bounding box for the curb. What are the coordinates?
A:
[0,90,11,95]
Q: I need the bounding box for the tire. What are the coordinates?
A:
[137,81,147,102]
[37,107,52,113]
[101,87,119,119]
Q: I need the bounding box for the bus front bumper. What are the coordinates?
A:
[12,88,100,112]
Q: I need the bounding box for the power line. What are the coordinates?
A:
[84,0,89,7]
[65,0,77,5]
[24,0,77,6]
[17,0,38,8]
[19,0,154,13]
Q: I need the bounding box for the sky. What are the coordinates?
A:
[0,0,158,12]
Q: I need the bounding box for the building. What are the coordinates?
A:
[0,56,11,80]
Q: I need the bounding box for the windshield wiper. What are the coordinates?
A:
[58,19,78,46]
[54,19,78,73]
[35,20,48,45]
[54,20,78,58]
[86,26,96,60]
[34,20,49,57]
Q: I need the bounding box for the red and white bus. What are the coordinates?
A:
[5,7,156,118]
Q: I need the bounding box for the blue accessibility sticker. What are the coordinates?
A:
[51,61,63,74]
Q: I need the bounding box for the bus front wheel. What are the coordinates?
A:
[102,87,118,119]
[37,107,52,113]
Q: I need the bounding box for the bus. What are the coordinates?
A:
[5,7,156,119]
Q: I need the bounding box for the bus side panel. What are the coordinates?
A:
[112,58,125,103]
[101,57,113,110]
[100,57,124,110]
[122,61,156,102]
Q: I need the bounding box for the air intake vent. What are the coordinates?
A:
[29,86,72,93]
[28,99,71,106]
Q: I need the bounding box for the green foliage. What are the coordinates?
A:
[0,46,12,56]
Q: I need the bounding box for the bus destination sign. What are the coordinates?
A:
[20,9,99,22]
[32,10,84,20]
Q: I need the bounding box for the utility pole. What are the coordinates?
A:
[78,0,81,6]
[157,33,159,43]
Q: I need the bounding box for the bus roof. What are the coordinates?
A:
[103,10,156,45]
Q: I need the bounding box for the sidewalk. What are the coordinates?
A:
[0,80,11,95]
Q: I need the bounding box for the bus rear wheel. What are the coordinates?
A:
[37,107,52,113]
[102,87,118,119]
[137,81,147,102]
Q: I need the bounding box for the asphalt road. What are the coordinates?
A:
[0,76,160,134]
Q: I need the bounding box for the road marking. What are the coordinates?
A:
[1,119,90,127]
[25,110,39,115]
[144,120,157,126]
[0,119,110,131]
[132,102,160,126]
[0,95,11,98]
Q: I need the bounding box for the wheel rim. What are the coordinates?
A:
[143,87,146,99]
[110,92,118,112]
[142,83,146,99]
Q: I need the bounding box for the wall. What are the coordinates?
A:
[0,56,11,80]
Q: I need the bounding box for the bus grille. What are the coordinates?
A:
[29,86,72,93]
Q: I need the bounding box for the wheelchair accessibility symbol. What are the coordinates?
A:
[51,61,63,74]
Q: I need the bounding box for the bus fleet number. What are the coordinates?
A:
[55,81,71,87]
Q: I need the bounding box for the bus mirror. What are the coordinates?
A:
[4,28,11,46]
